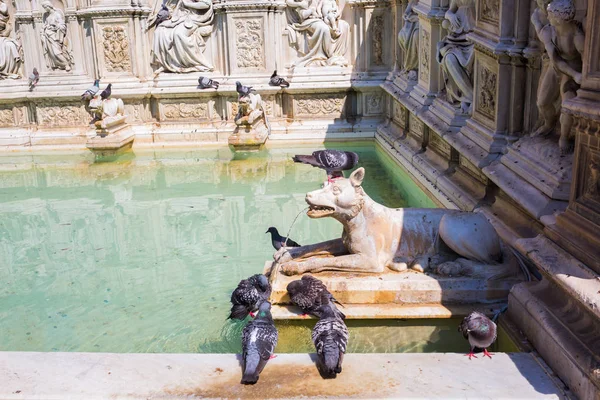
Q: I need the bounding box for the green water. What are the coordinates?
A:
[0,143,442,353]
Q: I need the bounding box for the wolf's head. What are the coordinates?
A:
[305,167,366,222]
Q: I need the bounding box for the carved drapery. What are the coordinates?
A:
[397,0,418,78]
[40,1,73,71]
[0,0,22,79]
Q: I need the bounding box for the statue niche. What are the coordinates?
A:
[40,0,73,72]
[437,0,475,114]
[148,0,214,74]
[397,0,419,80]
[0,0,22,79]
[284,0,350,68]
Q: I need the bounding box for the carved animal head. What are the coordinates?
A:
[304,167,365,221]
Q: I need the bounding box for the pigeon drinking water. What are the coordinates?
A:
[312,294,349,379]
[293,150,359,183]
[28,68,39,90]
[146,1,170,31]
[269,70,290,88]
[287,275,345,319]
[100,83,112,100]
[81,79,100,101]
[229,274,272,320]
[458,311,497,360]
[241,301,278,385]
[266,227,300,250]
[236,81,253,97]
[198,76,219,89]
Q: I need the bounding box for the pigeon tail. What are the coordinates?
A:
[317,351,341,379]
[228,304,249,320]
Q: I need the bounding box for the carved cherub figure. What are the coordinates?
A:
[318,0,341,37]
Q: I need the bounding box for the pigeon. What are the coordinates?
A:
[311,293,349,379]
[287,275,345,319]
[198,76,219,89]
[236,81,253,97]
[458,311,497,360]
[147,2,170,31]
[266,227,300,251]
[81,79,100,101]
[229,274,272,320]
[100,83,112,100]
[28,68,39,90]
[241,301,278,385]
[292,150,359,183]
[269,70,290,88]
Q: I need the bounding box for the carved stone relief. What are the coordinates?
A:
[0,0,22,79]
[372,15,384,66]
[586,152,600,197]
[102,26,131,73]
[295,95,345,116]
[366,93,383,115]
[477,65,497,120]
[419,28,430,84]
[0,108,13,126]
[261,95,274,116]
[429,130,451,158]
[460,155,488,184]
[393,101,406,128]
[124,103,143,122]
[37,104,88,126]
[409,113,425,140]
[480,0,500,25]
[398,0,419,79]
[235,18,264,69]
[40,1,73,71]
[162,102,209,120]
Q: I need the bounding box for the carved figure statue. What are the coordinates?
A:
[532,0,584,154]
[285,0,350,67]
[0,0,21,79]
[40,1,73,72]
[149,0,214,74]
[437,0,475,114]
[273,168,509,277]
[88,95,125,127]
[397,0,419,80]
[235,92,270,131]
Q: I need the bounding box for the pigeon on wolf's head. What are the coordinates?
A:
[287,275,345,320]
[229,274,272,320]
[312,293,349,379]
[81,79,100,101]
[292,150,359,183]
[269,70,290,88]
[266,227,300,251]
[28,68,40,90]
[241,301,278,385]
[236,81,253,97]
[458,311,497,360]
[197,76,219,89]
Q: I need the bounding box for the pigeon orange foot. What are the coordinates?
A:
[464,351,477,360]
[483,349,493,359]
[269,354,277,359]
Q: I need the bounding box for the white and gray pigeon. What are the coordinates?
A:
[293,150,359,183]
[198,76,219,89]
[458,311,497,359]
[241,301,278,385]
[269,70,290,88]
[236,81,253,97]
[265,227,300,250]
[229,274,272,320]
[312,293,349,379]
[81,79,100,101]
[28,68,39,90]
[287,275,345,320]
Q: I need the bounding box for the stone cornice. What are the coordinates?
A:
[347,0,390,8]
[76,7,152,18]
[213,1,286,12]
[413,3,446,22]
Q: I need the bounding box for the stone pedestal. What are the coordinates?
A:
[86,118,134,157]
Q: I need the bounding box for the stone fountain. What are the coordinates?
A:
[228,90,271,152]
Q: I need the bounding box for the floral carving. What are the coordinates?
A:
[37,105,88,126]
[102,26,131,72]
[409,114,424,140]
[235,19,263,68]
[163,102,208,120]
[366,93,383,115]
[0,108,13,126]
[372,15,383,66]
[481,0,500,24]
[419,28,430,83]
[295,95,345,116]
[124,103,142,122]
[393,101,406,128]
[477,65,497,120]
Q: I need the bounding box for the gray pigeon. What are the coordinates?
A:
[147,2,170,31]
[236,81,253,97]
[28,68,39,90]
[229,274,272,320]
[312,294,349,379]
[266,227,300,250]
[269,70,290,88]
[81,79,100,101]
[198,76,219,89]
[293,150,359,183]
[458,311,497,359]
[241,301,278,385]
[287,275,345,319]
[100,83,112,100]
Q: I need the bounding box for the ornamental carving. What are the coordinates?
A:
[366,93,383,115]
[102,26,131,73]
[393,101,406,128]
[235,18,263,69]
[419,28,430,83]
[37,105,88,126]
[480,0,499,24]
[262,95,274,116]
[163,102,209,120]
[295,95,345,116]
[460,156,487,184]
[409,113,424,140]
[477,65,497,120]
[372,15,383,66]
[586,152,600,197]
[429,131,451,158]
[124,103,143,122]
[0,108,13,126]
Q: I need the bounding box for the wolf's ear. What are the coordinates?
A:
[350,167,365,187]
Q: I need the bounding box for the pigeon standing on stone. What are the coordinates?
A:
[198,76,219,89]
[100,83,112,100]
[81,79,100,101]
[266,227,300,250]
[147,2,170,31]
[241,301,278,385]
[236,81,253,97]
[287,275,345,319]
[293,150,359,183]
[269,70,290,88]
[229,274,272,320]
[312,293,349,379]
[458,311,497,360]
[28,68,39,90]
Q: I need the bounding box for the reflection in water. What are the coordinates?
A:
[0,144,437,353]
